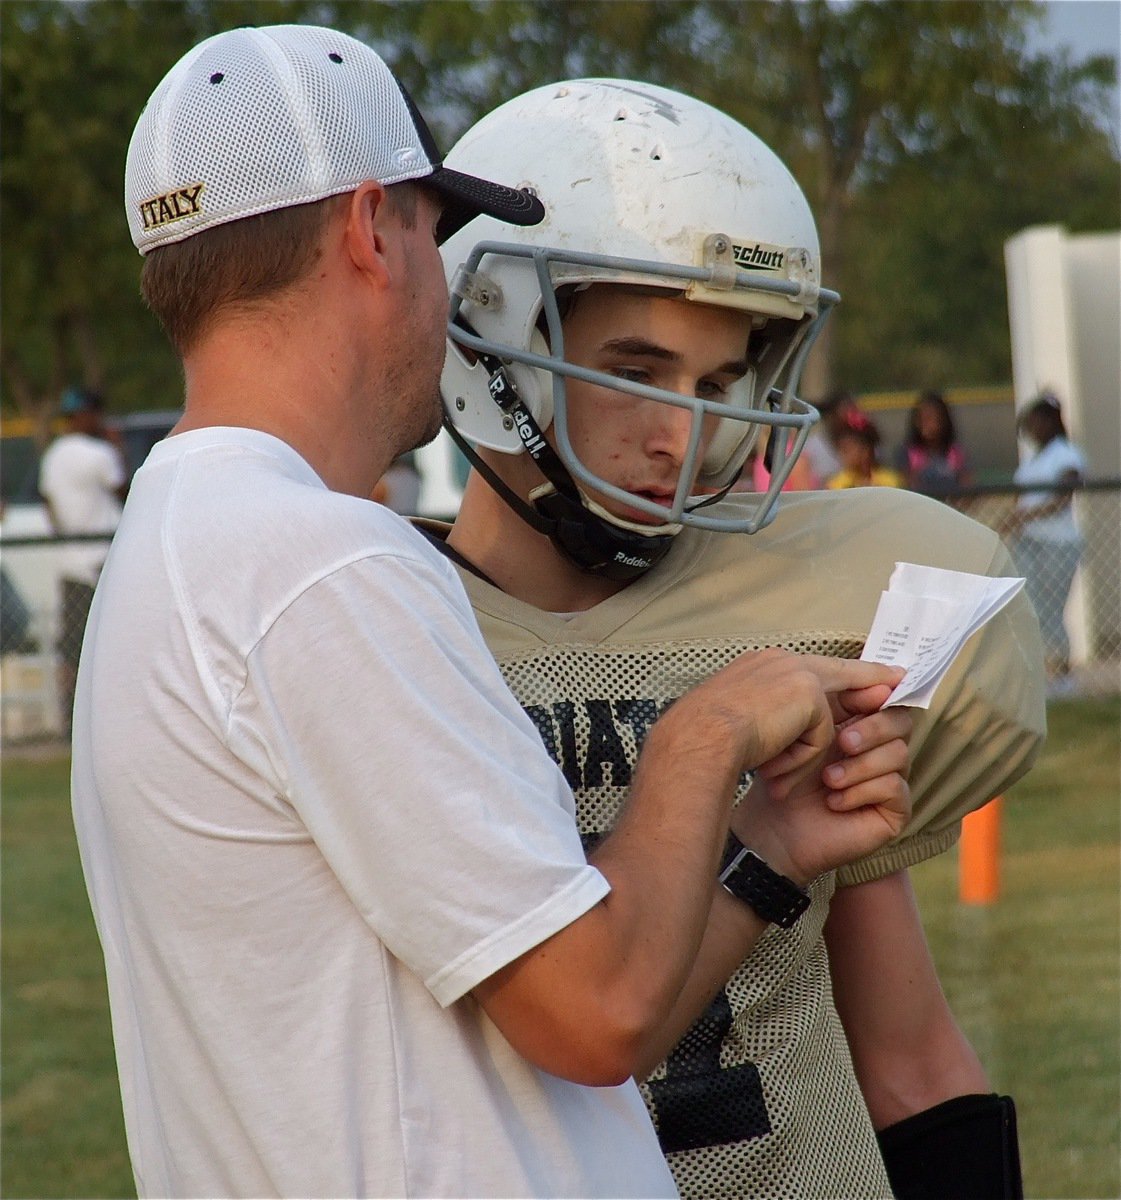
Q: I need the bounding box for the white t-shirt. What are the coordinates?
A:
[1014,436,1087,544]
[71,428,676,1200]
[38,432,125,584]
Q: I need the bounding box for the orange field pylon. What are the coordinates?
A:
[959,796,1003,905]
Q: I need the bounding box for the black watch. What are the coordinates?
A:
[718,834,811,928]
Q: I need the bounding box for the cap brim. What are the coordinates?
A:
[425,167,545,244]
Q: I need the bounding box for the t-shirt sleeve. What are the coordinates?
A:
[836,536,1047,886]
[231,550,609,1006]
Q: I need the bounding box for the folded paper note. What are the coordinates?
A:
[860,562,1025,709]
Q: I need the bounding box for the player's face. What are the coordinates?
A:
[558,287,752,525]
[837,431,873,474]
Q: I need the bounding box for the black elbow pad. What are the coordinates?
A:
[876,1092,1023,1200]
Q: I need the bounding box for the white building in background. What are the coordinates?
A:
[1004,224,1121,666]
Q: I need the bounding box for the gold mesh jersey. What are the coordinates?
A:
[418,487,1045,1199]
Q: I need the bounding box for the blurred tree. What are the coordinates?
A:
[0,0,698,421]
[342,1,710,140]
[838,24,1121,388]
[1,0,1116,422]
[682,0,1119,396]
[0,0,321,427]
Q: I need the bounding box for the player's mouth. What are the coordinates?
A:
[617,487,678,525]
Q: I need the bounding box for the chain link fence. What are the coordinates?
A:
[3,483,1118,742]
[926,481,1120,696]
[2,531,109,741]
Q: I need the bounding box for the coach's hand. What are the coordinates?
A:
[672,647,906,781]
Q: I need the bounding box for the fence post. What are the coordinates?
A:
[959,796,1003,905]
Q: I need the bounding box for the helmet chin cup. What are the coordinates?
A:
[531,485,676,582]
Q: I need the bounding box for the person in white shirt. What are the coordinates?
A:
[1004,390,1088,681]
[72,26,911,1199]
[38,386,126,732]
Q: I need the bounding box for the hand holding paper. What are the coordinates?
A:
[860,562,1025,708]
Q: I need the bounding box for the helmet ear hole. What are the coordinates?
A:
[505,327,555,433]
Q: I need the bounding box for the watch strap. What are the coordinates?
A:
[718,834,811,928]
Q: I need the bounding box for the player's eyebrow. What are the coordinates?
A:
[599,336,749,378]
[600,336,678,361]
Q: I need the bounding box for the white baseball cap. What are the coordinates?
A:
[125,24,544,255]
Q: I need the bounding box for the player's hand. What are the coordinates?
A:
[735,689,912,886]
[821,697,913,814]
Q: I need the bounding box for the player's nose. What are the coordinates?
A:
[643,398,698,467]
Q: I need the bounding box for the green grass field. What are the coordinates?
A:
[910,696,1121,1200]
[2,698,1119,1199]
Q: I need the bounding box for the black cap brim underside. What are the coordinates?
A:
[426,167,545,244]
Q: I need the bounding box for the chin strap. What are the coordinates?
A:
[444,336,677,581]
[876,1093,1023,1200]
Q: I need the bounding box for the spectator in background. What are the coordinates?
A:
[801,387,858,487]
[895,390,974,495]
[38,386,126,734]
[750,428,819,492]
[827,409,904,489]
[1003,391,1087,685]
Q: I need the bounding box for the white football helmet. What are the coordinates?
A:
[440,78,838,574]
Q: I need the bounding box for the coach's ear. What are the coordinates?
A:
[342,181,394,289]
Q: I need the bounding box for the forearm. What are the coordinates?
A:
[826,871,989,1129]
[581,704,747,1056]
[474,651,905,1085]
[634,696,913,1080]
[855,1004,990,1128]
[475,702,744,1084]
[631,885,768,1079]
